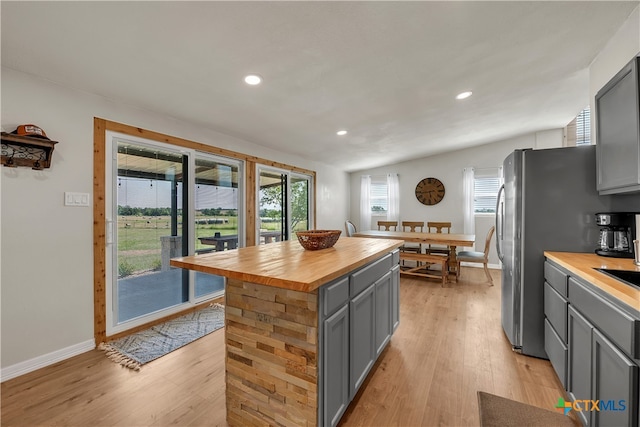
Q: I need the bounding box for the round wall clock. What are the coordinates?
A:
[415,177,445,205]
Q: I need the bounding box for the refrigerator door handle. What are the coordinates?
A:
[496,184,505,261]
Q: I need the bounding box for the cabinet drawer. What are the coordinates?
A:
[544,282,568,342]
[545,319,568,389]
[322,277,349,318]
[544,261,567,297]
[350,253,392,297]
[568,277,639,358]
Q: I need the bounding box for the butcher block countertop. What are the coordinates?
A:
[171,237,404,292]
[545,251,640,310]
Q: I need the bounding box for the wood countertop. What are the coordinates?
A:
[544,251,640,310]
[171,237,404,292]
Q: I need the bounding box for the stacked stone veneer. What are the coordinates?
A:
[225,277,319,426]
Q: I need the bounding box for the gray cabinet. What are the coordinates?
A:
[350,283,376,397]
[545,258,640,427]
[595,56,640,195]
[319,249,400,427]
[392,264,400,332]
[568,305,593,427]
[375,271,393,357]
[323,304,350,427]
[592,329,638,427]
[544,262,569,388]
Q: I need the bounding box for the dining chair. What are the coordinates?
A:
[345,220,357,237]
[426,221,451,255]
[377,221,398,231]
[400,221,424,253]
[456,226,495,285]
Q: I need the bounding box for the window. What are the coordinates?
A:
[370,178,388,213]
[474,169,502,214]
[576,107,591,146]
[566,106,591,146]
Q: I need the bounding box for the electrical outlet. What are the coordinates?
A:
[64,192,90,207]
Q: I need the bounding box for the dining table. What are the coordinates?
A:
[352,229,475,278]
[198,230,284,252]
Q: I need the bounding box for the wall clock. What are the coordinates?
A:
[415,177,445,205]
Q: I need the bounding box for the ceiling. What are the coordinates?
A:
[1,1,638,172]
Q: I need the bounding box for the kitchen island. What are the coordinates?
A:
[171,237,403,427]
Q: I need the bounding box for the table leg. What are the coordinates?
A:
[449,245,458,281]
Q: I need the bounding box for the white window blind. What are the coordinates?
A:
[370,179,388,213]
[576,106,591,146]
[474,168,502,214]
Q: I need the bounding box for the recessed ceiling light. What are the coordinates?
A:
[456,91,473,100]
[244,74,262,85]
[336,130,348,136]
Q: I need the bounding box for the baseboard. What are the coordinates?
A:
[1,339,95,382]
[460,262,502,270]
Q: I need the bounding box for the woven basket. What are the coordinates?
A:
[296,230,342,250]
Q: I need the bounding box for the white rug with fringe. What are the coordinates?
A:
[99,303,224,370]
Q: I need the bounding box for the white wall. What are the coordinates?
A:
[0,68,349,375]
[348,131,563,267]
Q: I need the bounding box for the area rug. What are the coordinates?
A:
[99,303,225,370]
[477,391,576,427]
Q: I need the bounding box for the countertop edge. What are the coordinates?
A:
[544,251,640,313]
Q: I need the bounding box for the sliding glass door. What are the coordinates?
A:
[114,140,188,325]
[193,153,242,299]
[257,166,312,243]
[106,133,242,334]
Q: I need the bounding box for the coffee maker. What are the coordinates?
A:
[595,212,638,258]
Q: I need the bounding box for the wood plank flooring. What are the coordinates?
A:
[1,267,568,426]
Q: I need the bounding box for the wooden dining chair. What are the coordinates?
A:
[426,221,451,255]
[345,220,357,237]
[377,221,398,231]
[401,221,424,253]
[456,226,495,285]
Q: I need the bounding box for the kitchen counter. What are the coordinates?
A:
[171,237,404,292]
[171,237,403,427]
[544,251,640,310]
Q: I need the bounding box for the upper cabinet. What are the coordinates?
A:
[595,55,640,195]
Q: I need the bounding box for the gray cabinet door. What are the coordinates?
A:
[568,305,593,427]
[596,56,640,194]
[391,265,400,332]
[591,329,638,427]
[350,283,376,399]
[323,304,350,427]
[375,271,392,357]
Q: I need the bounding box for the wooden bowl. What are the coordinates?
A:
[296,230,342,250]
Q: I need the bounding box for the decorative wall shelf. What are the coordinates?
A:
[1,132,58,170]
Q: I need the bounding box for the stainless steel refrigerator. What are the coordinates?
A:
[495,145,634,359]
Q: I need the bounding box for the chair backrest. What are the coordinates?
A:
[483,226,496,256]
[345,220,356,237]
[377,221,398,231]
[427,222,451,234]
[402,221,424,232]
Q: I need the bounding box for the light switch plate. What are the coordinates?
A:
[64,192,90,207]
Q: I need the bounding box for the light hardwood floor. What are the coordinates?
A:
[1,267,568,426]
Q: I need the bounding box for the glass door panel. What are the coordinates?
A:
[259,170,287,244]
[290,175,310,239]
[193,154,241,299]
[115,141,188,324]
